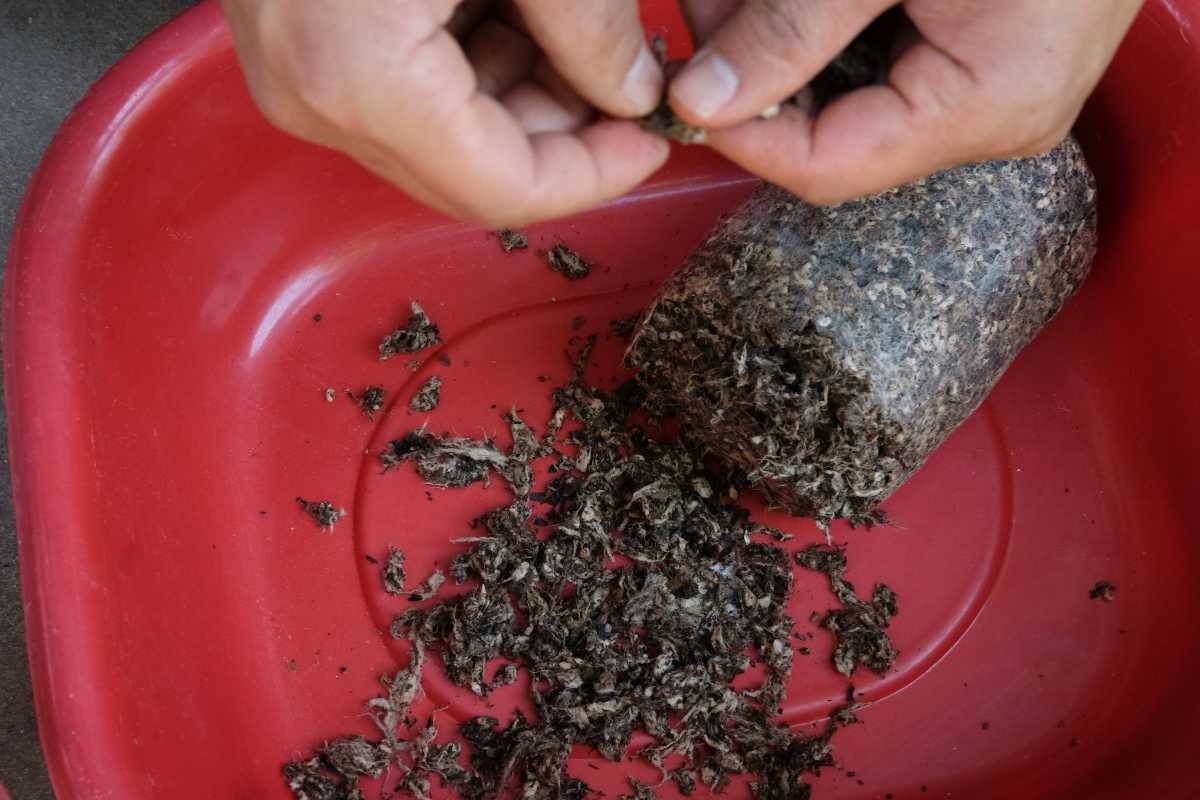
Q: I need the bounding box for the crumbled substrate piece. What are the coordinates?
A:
[283,757,348,800]
[1089,580,1117,602]
[489,663,518,690]
[545,245,591,279]
[383,546,407,595]
[409,376,442,412]
[639,98,707,144]
[352,385,386,418]
[638,37,707,145]
[497,229,528,253]
[628,137,1097,529]
[671,767,698,797]
[622,778,658,800]
[379,301,441,360]
[320,736,388,780]
[381,430,509,489]
[407,568,445,602]
[295,497,345,529]
[796,544,899,677]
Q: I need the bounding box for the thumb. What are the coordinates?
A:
[514,0,663,118]
[669,0,894,126]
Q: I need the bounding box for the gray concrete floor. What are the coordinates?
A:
[1,3,197,797]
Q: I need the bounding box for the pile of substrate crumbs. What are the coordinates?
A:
[285,332,900,800]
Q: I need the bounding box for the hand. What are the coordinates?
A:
[221,0,670,227]
[669,0,1144,204]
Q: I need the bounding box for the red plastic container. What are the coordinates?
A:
[5,2,1199,798]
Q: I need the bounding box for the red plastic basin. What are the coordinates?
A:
[5,2,1199,798]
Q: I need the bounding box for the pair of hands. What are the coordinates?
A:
[222,0,1143,228]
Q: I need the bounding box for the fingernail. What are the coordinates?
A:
[670,49,739,120]
[623,43,664,115]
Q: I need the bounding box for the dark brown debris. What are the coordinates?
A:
[796,544,899,677]
[379,301,441,360]
[498,229,529,253]
[639,99,707,145]
[296,497,346,530]
[545,245,591,280]
[407,568,446,602]
[382,546,407,595]
[349,385,386,419]
[1088,580,1117,602]
[410,376,443,412]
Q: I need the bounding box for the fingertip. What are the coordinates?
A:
[516,0,662,120]
[669,49,740,123]
[579,119,673,174]
[621,42,666,117]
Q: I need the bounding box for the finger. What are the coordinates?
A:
[678,0,740,44]
[390,105,669,226]
[354,138,479,219]
[501,58,595,135]
[344,20,668,225]
[502,84,594,135]
[669,0,895,126]
[517,120,672,223]
[514,0,663,118]
[464,19,538,96]
[705,40,981,205]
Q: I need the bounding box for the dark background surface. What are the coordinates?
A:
[1,2,197,797]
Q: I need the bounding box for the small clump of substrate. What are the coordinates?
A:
[796,544,899,677]
[545,245,591,280]
[497,229,528,253]
[296,497,346,530]
[409,376,442,412]
[379,301,441,361]
[382,546,406,595]
[1089,580,1117,602]
[349,385,386,419]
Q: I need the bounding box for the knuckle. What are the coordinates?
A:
[591,3,630,51]
[568,4,638,84]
